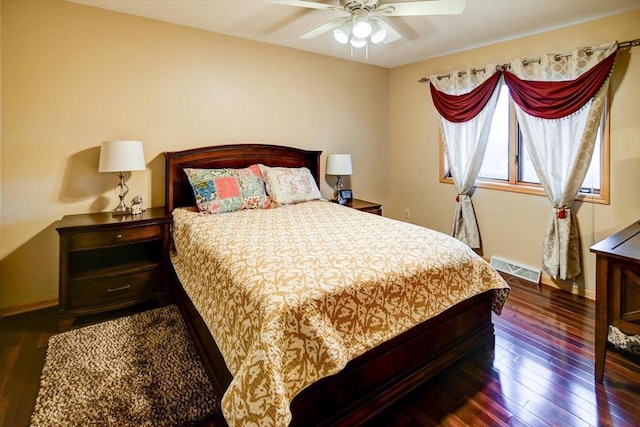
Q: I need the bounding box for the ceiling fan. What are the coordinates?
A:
[264,0,466,49]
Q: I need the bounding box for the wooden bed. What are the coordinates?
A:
[164,143,497,426]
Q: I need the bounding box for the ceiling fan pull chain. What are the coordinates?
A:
[366,43,369,60]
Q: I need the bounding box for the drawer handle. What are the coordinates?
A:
[115,234,123,240]
[107,284,131,293]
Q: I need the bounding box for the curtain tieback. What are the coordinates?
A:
[556,206,567,219]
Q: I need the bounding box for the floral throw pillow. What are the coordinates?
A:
[184,165,274,214]
[258,164,322,205]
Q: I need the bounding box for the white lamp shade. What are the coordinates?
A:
[333,23,351,44]
[352,16,372,39]
[349,36,367,48]
[326,154,353,176]
[99,140,146,172]
[370,21,386,44]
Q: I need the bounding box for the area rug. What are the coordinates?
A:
[30,305,219,426]
[609,324,640,365]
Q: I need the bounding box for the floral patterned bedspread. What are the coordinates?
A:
[171,201,509,426]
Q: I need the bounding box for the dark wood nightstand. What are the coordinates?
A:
[345,198,382,215]
[56,207,172,330]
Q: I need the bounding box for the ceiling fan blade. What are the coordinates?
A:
[298,17,347,39]
[376,0,466,17]
[371,17,402,44]
[263,0,344,12]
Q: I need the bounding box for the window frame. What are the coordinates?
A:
[439,89,610,205]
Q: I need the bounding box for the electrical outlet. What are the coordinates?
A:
[404,209,410,219]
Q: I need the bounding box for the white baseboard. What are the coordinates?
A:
[0,297,58,319]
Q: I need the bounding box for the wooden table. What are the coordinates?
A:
[590,220,640,382]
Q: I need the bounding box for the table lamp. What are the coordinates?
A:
[98,140,146,214]
[326,154,353,204]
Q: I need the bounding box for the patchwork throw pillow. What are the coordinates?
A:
[184,165,273,214]
[259,164,322,205]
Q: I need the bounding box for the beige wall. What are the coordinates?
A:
[2,1,638,311]
[0,0,389,310]
[388,10,640,296]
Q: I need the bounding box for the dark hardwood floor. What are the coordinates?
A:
[2,275,639,427]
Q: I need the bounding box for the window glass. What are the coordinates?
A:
[478,85,510,181]
[582,132,602,193]
[518,131,538,184]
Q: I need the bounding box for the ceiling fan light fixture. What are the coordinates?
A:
[352,16,372,39]
[369,20,386,44]
[333,22,351,44]
[349,36,367,48]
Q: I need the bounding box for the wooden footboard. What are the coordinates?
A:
[172,270,495,426]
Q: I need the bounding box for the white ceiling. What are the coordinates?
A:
[67,0,640,68]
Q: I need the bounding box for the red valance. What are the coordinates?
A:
[430,71,501,123]
[503,52,616,119]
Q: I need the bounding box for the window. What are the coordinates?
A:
[440,84,609,204]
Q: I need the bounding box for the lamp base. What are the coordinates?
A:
[334,175,345,204]
[111,207,131,216]
[111,171,131,215]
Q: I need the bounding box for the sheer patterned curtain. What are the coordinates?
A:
[430,67,501,248]
[504,41,617,280]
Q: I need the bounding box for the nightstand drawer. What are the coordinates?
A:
[67,267,162,309]
[69,224,163,250]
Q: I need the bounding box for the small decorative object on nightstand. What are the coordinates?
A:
[326,153,353,205]
[99,140,146,215]
[56,207,171,330]
[130,195,145,215]
[346,198,382,216]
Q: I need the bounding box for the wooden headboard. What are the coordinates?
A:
[164,144,322,212]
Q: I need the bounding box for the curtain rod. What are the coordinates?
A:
[418,38,640,83]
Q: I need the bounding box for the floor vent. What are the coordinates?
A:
[490,256,541,284]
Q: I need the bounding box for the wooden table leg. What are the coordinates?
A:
[594,256,608,383]
[595,322,607,383]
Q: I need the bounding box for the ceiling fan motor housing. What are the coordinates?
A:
[343,0,378,14]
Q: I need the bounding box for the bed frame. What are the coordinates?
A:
[165,143,496,426]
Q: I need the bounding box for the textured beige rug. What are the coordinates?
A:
[31,305,219,426]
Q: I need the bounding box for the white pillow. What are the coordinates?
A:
[258,164,322,205]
